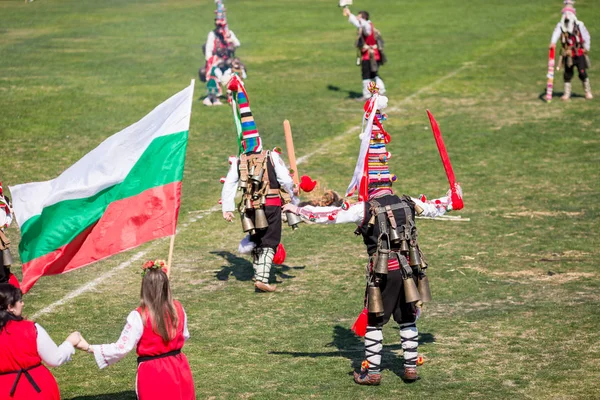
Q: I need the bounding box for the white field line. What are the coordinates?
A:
[298,15,553,164]
[30,205,221,319]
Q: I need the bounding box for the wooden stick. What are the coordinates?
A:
[283,119,300,188]
[416,215,470,222]
[166,234,176,278]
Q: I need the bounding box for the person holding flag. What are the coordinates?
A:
[74,260,195,400]
[221,76,297,292]
[283,84,461,385]
[9,82,194,293]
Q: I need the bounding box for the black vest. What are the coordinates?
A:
[357,194,416,256]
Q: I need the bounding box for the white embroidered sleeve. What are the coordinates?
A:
[0,209,8,228]
[297,202,365,225]
[91,310,143,369]
[183,309,190,341]
[580,23,591,51]
[550,23,561,45]
[221,158,240,213]
[348,13,361,29]
[271,152,295,195]
[35,323,75,367]
[228,30,241,48]
[411,197,448,218]
[205,31,215,61]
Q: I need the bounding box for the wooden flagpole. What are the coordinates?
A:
[166,234,175,278]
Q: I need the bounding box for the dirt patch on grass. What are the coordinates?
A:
[461,265,595,282]
[503,211,584,219]
[2,28,56,45]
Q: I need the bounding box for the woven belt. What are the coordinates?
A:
[137,349,181,365]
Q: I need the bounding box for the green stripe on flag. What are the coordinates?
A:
[19,130,188,264]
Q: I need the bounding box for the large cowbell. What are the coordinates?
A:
[241,213,255,235]
[408,245,422,267]
[367,286,384,316]
[250,166,264,184]
[389,226,401,243]
[2,249,13,267]
[418,273,432,303]
[373,249,389,275]
[286,211,301,230]
[403,275,421,303]
[254,207,269,230]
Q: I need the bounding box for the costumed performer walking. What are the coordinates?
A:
[221,76,297,292]
[0,183,19,288]
[76,260,195,400]
[342,6,386,100]
[283,84,462,385]
[201,1,241,106]
[0,283,83,399]
[550,0,593,100]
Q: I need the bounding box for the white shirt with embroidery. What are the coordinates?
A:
[0,197,12,228]
[90,308,189,369]
[205,30,241,61]
[550,21,591,51]
[35,323,75,367]
[221,152,297,213]
[296,196,449,225]
[348,14,372,36]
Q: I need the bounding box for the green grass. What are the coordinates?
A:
[1,0,599,399]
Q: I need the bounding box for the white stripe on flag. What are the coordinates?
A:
[10,83,194,227]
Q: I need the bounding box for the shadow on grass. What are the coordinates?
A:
[270,325,435,378]
[67,391,136,400]
[211,251,253,281]
[211,251,305,283]
[538,90,586,102]
[327,84,362,99]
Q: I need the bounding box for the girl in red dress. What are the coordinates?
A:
[79,260,195,400]
[0,283,82,400]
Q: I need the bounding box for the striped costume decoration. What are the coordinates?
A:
[366,113,396,199]
[346,83,395,201]
[228,75,262,155]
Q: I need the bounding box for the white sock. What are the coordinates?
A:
[362,79,372,98]
[375,77,386,94]
[365,326,383,374]
[254,248,274,283]
[400,322,418,368]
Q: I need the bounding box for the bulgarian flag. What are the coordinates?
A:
[10,81,195,293]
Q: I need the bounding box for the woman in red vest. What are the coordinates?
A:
[78,260,195,400]
[0,283,81,399]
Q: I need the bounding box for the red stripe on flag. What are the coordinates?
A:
[20,182,182,293]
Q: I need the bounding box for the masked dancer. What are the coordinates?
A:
[221,76,297,292]
[284,84,461,385]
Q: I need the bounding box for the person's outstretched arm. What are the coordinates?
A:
[35,324,76,367]
[87,310,144,369]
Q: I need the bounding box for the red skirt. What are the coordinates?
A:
[136,353,195,400]
[0,364,60,400]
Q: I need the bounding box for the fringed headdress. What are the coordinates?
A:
[346,83,395,201]
[228,75,262,155]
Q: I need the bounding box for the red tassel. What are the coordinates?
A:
[273,243,286,265]
[299,175,317,192]
[351,308,369,337]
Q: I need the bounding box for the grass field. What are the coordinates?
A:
[1,0,600,399]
